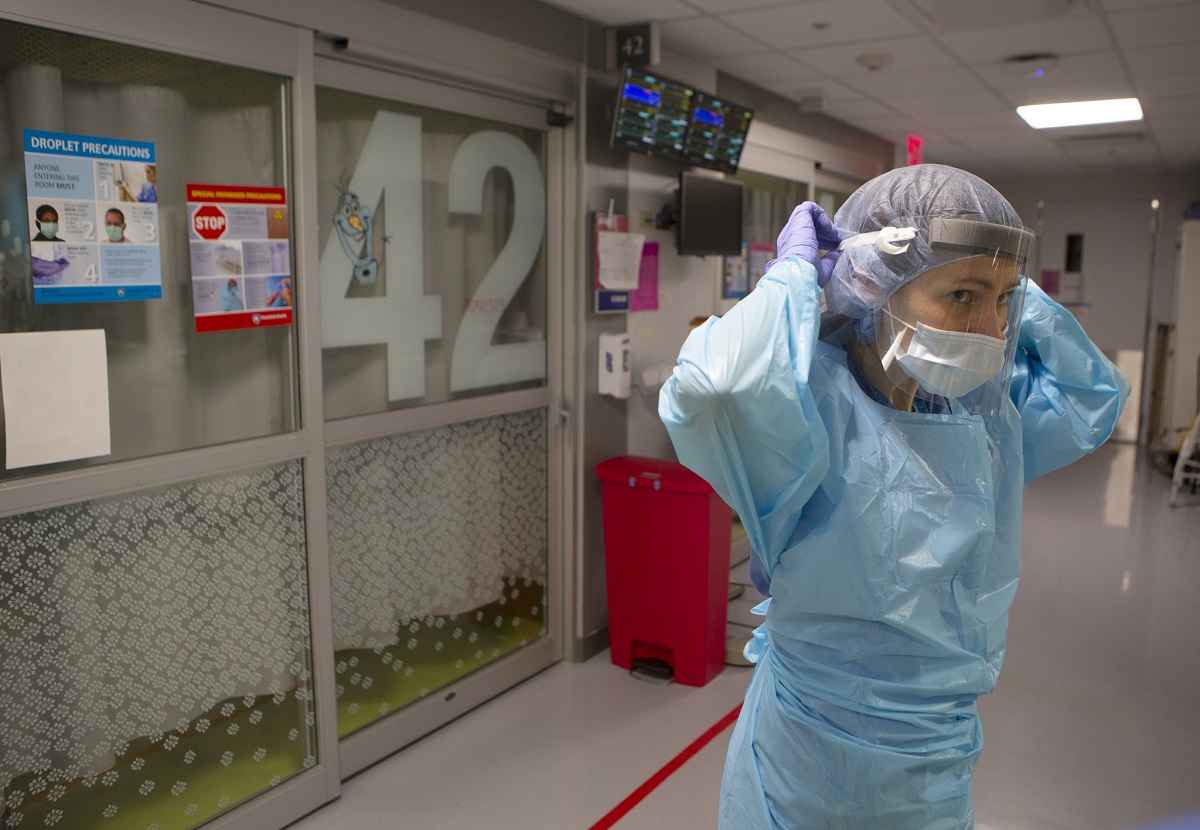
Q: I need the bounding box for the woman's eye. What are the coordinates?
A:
[950,290,973,304]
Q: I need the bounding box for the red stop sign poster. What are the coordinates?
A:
[192,204,227,240]
[186,183,291,333]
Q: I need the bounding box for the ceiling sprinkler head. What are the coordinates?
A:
[855,53,894,72]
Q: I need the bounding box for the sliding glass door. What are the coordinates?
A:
[312,61,563,773]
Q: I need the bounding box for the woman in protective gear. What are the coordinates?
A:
[659,164,1129,829]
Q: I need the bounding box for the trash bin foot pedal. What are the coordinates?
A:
[630,657,674,685]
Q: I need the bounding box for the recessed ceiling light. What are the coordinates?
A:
[1016,97,1143,129]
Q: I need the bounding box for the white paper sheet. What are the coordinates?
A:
[597,230,645,290]
[0,330,111,469]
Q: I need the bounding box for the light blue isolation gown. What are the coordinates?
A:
[659,258,1129,829]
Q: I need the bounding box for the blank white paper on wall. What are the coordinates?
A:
[0,329,111,469]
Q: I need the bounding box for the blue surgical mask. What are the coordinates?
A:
[40,222,58,238]
[105,225,123,242]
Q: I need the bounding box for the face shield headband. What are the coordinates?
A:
[838,217,1035,270]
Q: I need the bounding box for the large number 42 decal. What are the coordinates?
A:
[319,110,546,401]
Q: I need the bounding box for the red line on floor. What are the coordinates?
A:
[587,703,743,830]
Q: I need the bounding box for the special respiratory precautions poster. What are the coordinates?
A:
[24,129,162,304]
[186,184,293,333]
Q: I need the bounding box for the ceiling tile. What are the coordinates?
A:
[823,98,902,121]
[660,17,768,58]
[883,89,1012,118]
[812,78,872,103]
[720,0,919,51]
[1145,113,1200,136]
[1099,0,1198,10]
[837,114,926,138]
[760,77,862,104]
[711,52,823,84]
[916,108,1031,133]
[1061,146,1165,172]
[550,0,1200,177]
[972,51,1127,90]
[922,144,987,165]
[1141,95,1200,120]
[1124,44,1200,78]
[842,66,988,98]
[536,0,696,25]
[934,15,1113,63]
[998,79,1137,108]
[788,35,958,78]
[947,129,1060,154]
[1156,137,1200,158]
[1137,74,1200,99]
[684,0,783,12]
[1165,154,1200,173]
[1109,4,1200,49]
[990,153,1085,177]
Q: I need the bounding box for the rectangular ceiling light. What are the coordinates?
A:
[1017,98,1143,129]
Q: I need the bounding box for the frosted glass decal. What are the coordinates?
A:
[316,86,549,416]
[319,110,442,402]
[0,462,316,828]
[447,131,546,391]
[325,409,548,736]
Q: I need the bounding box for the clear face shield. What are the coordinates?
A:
[844,218,1035,416]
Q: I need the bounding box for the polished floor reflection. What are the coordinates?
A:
[287,442,1200,830]
[973,443,1200,829]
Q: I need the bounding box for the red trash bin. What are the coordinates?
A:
[595,456,733,687]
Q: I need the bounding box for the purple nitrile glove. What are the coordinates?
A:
[763,202,843,287]
[31,256,69,279]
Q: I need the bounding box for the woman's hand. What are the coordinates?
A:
[765,202,843,287]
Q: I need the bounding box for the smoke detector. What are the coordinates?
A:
[855,53,894,72]
[1004,53,1059,78]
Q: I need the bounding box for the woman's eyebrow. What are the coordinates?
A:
[954,275,1021,291]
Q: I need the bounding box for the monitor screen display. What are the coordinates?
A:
[610,67,693,160]
[677,172,743,257]
[682,91,754,173]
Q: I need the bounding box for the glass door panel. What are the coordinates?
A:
[0,19,299,484]
[325,408,548,737]
[0,462,316,830]
[0,15,325,830]
[315,83,553,740]
[315,86,548,420]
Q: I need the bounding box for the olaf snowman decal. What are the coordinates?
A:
[332,190,378,286]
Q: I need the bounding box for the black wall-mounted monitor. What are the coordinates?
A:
[610,66,693,161]
[677,171,743,257]
[682,91,754,173]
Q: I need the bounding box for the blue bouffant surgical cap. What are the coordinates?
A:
[822,164,1030,344]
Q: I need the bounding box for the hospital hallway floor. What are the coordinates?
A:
[287,441,1200,830]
